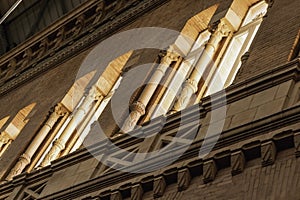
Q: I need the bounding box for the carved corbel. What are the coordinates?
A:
[203,160,217,183]
[294,132,300,157]
[178,168,191,191]
[261,141,277,166]
[111,191,122,200]
[153,176,166,198]
[231,150,246,175]
[131,184,143,200]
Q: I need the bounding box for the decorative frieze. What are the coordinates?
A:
[261,141,277,166]
[177,168,191,191]
[231,150,245,176]
[153,176,166,198]
[203,160,217,183]
[0,0,168,96]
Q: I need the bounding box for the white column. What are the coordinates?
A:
[121,48,180,133]
[6,104,68,180]
[171,19,232,112]
[40,86,102,167]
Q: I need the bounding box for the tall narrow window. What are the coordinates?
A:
[205,1,268,95]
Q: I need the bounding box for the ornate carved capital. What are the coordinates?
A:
[207,19,232,51]
[0,132,11,147]
[130,101,146,115]
[85,86,103,101]
[159,48,181,65]
[53,138,65,150]
[54,103,69,116]
[209,19,232,36]
[184,79,198,93]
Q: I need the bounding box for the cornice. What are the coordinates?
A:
[39,105,300,199]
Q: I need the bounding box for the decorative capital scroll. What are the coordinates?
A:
[241,51,250,64]
[207,19,232,51]
[85,86,104,101]
[54,103,69,116]
[184,79,198,93]
[0,131,11,147]
[159,48,181,65]
[130,101,146,115]
[208,19,232,37]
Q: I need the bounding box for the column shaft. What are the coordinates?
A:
[6,104,67,180]
[121,49,180,133]
[41,87,102,167]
